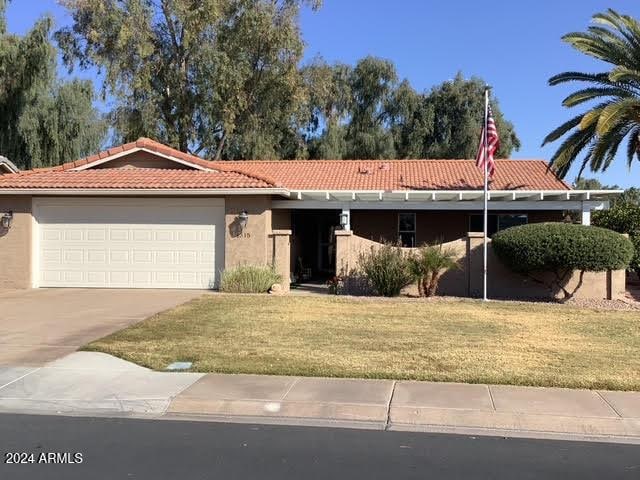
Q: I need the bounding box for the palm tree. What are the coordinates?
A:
[543,9,640,179]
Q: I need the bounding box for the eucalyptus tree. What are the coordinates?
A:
[543,9,640,178]
[57,0,320,159]
[0,1,104,169]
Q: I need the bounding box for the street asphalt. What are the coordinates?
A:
[0,413,638,479]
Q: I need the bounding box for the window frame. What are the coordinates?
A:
[469,213,528,235]
[398,212,416,247]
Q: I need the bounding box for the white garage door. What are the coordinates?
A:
[34,198,225,289]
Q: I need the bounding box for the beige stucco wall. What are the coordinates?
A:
[351,210,565,245]
[0,195,32,289]
[224,195,273,269]
[270,230,292,290]
[336,230,625,301]
[467,233,620,300]
[224,198,291,289]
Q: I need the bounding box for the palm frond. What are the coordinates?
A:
[595,98,640,135]
[609,66,640,86]
[563,31,631,66]
[562,86,631,107]
[590,121,634,171]
[627,126,640,168]
[546,9,640,177]
[549,123,597,178]
[548,71,613,87]
[577,145,596,179]
[541,114,582,145]
[593,10,640,54]
[579,102,612,130]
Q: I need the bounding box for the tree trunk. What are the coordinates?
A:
[425,272,441,297]
[215,131,227,160]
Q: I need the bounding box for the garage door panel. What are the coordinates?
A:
[35,198,224,289]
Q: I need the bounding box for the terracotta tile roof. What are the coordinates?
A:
[0,138,569,191]
[210,159,571,191]
[26,137,280,187]
[0,168,272,189]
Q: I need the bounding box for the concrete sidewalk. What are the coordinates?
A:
[168,373,640,444]
[1,352,639,444]
[0,352,203,415]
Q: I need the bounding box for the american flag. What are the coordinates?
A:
[476,105,499,177]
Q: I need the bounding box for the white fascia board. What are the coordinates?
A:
[70,147,212,171]
[0,188,290,196]
[0,158,19,173]
[290,189,623,203]
[272,199,609,211]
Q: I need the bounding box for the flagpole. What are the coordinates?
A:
[483,86,489,302]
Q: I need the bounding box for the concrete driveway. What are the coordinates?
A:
[0,289,204,366]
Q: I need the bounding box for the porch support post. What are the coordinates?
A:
[269,229,292,291]
[334,230,353,276]
[581,201,591,226]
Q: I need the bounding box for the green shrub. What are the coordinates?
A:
[631,234,640,276]
[492,223,634,300]
[220,265,281,293]
[408,243,459,297]
[593,202,640,277]
[358,244,413,297]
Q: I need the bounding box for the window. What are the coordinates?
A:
[497,214,528,231]
[469,214,527,236]
[398,213,416,247]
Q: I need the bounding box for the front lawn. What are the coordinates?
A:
[84,295,640,391]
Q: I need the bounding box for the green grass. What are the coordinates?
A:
[84,295,640,391]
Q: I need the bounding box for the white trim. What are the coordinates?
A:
[272,200,610,211]
[581,201,592,226]
[0,188,289,196]
[70,147,212,172]
[32,197,225,209]
[0,157,19,174]
[286,189,622,202]
[31,199,39,288]
[2,187,623,203]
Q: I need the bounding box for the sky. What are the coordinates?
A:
[6,0,640,188]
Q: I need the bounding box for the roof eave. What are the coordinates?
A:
[0,187,290,196]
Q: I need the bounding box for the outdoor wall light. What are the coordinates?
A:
[339,212,350,229]
[237,210,249,231]
[1,211,12,229]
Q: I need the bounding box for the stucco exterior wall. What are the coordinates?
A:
[0,195,32,289]
[466,233,620,300]
[336,230,625,301]
[224,196,272,269]
[350,210,565,245]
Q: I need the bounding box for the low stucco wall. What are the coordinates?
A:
[335,231,626,301]
[0,195,32,289]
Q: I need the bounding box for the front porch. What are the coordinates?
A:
[268,189,624,300]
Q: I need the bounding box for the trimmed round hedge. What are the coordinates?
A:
[492,223,634,273]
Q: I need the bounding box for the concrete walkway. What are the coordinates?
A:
[1,352,639,444]
[0,352,203,415]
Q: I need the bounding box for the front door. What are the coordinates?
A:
[317,221,336,274]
